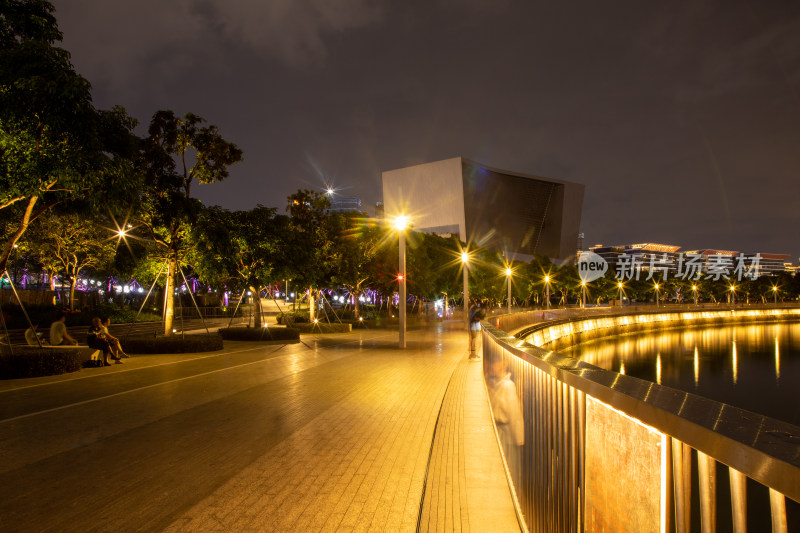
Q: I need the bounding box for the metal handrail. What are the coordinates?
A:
[482,309,800,533]
[493,302,800,337]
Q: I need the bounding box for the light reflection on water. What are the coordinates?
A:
[559,322,800,426]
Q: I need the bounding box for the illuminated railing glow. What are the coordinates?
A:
[520,308,800,349]
[482,305,800,533]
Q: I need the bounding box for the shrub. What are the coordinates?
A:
[91,303,162,324]
[218,326,300,342]
[122,333,223,354]
[293,322,352,334]
[0,347,84,379]
[276,311,310,325]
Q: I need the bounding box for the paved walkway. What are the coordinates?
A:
[0,322,519,532]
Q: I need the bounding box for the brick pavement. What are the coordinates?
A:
[0,322,519,532]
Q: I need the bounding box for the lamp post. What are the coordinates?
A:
[729,284,736,306]
[773,285,778,305]
[580,280,586,309]
[692,284,698,306]
[505,267,512,314]
[462,251,470,328]
[618,281,624,306]
[544,275,551,310]
[655,283,660,307]
[393,215,408,348]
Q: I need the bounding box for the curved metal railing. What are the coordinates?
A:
[481,307,800,533]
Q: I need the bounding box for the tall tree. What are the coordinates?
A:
[331,213,387,319]
[284,190,335,322]
[23,210,115,310]
[137,111,242,335]
[193,205,291,327]
[0,0,138,272]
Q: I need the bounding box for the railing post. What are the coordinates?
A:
[672,439,692,533]
[769,489,788,533]
[577,389,585,533]
[697,451,717,533]
[729,467,747,533]
[664,438,673,533]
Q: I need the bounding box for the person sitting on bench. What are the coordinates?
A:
[87,317,121,366]
[25,324,46,346]
[50,311,78,346]
[100,317,128,358]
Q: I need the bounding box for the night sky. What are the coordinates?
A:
[51,1,800,258]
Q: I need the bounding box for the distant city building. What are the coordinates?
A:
[589,243,791,277]
[683,250,790,276]
[327,196,363,213]
[382,157,585,260]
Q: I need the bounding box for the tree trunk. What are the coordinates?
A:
[353,291,360,319]
[68,273,77,311]
[163,255,177,336]
[250,286,263,327]
[0,196,38,273]
[308,288,316,322]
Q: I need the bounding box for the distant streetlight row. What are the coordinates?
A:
[390,213,785,348]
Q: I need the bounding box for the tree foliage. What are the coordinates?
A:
[136,110,242,334]
[0,0,138,271]
[22,210,115,309]
[193,205,291,326]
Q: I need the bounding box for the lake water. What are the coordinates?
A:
[558,321,800,427]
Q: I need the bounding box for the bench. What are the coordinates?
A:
[45,345,103,365]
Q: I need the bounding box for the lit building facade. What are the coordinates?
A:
[589,243,791,277]
[327,196,363,213]
[382,157,585,260]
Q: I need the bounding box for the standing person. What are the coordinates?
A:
[50,311,78,346]
[87,317,121,366]
[468,301,484,360]
[100,317,128,358]
[487,356,525,486]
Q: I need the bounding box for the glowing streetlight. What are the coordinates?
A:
[654,283,660,307]
[692,284,698,305]
[544,274,551,309]
[505,266,512,313]
[729,284,736,306]
[618,281,624,306]
[394,215,409,348]
[462,251,470,328]
[580,279,587,309]
[773,285,778,305]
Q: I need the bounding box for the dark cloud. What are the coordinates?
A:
[51,0,800,257]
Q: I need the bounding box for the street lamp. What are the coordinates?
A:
[773,285,778,305]
[505,267,512,313]
[692,284,698,306]
[393,215,409,348]
[580,280,587,309]
[544,274,551,309]
[462,251,470,328]
[729,284,736,306]
[618,281,624,306]
[654,283,660,307]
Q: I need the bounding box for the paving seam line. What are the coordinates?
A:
[414,362,459,533]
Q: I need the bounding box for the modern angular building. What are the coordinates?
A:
[381,157,585,260]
